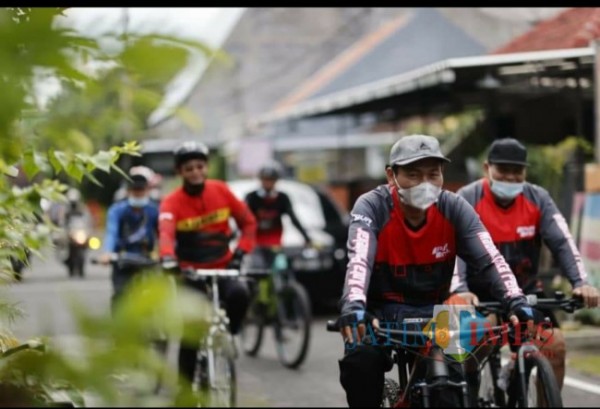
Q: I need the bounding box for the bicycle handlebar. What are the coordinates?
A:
[326,319,506,340]
[476,294,584,315]
[180,268,242,282]
[90,252,159,269]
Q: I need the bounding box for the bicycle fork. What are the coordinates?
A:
[516,343,538,408]
[413,347,470,407]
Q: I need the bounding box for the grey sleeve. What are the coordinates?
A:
[339,192,385,315]
[450,186,474,294]
[533,186,589,288]
[445,193,526,309]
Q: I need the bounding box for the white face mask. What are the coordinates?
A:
[128,196,150,208]
[393,177,441,210]
[489,173,524,200]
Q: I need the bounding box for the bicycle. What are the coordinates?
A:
[327,316,475,407]
[476,292,584,408]
[240,246,312,369]
[179,267,241,408]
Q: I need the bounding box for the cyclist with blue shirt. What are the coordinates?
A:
[98,170,160,314]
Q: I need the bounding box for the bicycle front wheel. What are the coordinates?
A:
[273,281,312,369]
[478,353,506,408]
[521,352,562,408]
[241,300,265,357]
[196,330,237,407]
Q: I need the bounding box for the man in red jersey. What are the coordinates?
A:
[451,137,599,390]
[158,140,257,389]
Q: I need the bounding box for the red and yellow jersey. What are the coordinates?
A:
[158,180,257,269]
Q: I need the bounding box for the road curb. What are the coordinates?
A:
[563,327,600,350]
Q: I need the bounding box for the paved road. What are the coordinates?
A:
[5,250,600,407]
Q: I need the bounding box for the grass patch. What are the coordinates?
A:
[568,353,600,378]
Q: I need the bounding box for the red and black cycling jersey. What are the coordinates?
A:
[451,178,588,299]
[340,184,527,316]
[244,189,310,247]
[158,180,257,269]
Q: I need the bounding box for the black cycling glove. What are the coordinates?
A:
[510,304,546,324]
[338,310,377,329]
[227,248,246,270]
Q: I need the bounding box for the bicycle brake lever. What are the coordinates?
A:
[525,293,538,306]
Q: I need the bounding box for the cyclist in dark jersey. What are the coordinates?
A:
[244,162,312,269]
[336,134,539,407]
[451,137,599,390]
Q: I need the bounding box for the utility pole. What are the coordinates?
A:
[594,38,600,162]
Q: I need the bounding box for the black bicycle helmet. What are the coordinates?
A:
[173,141,210,168]
[258,161,282,180]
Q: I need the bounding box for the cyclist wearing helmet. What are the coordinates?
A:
[158,140,257,388]
[336,134,540,407]
[245,161,312,269]
[98,170,159,314]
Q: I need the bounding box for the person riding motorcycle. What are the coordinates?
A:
[450,137,599,390]
[50,188,93,275]
[97,171,160,315]
[244,161,313,269]
[336,134,541,407]
[157,140,257,391]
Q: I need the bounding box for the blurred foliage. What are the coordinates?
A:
[0,7,219,406]
[524,136,593,200]
[402,109,485,148]
[0,272,214,406]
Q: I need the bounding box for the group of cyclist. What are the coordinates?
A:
[337,134,599,407]
[94,133,598,407]
[96,141,313,398]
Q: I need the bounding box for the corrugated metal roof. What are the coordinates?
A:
[307,8,486,100]
[254,47,594,126]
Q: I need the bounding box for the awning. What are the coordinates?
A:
[253,47,595,126]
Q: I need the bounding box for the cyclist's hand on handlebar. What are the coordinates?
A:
[572,284,599,308]
[98,252,114,265]
[508,304,545,339]
[338,310,379,345]
[227,248,246,270]
[160,256,179,272]
[446,292,479,306]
